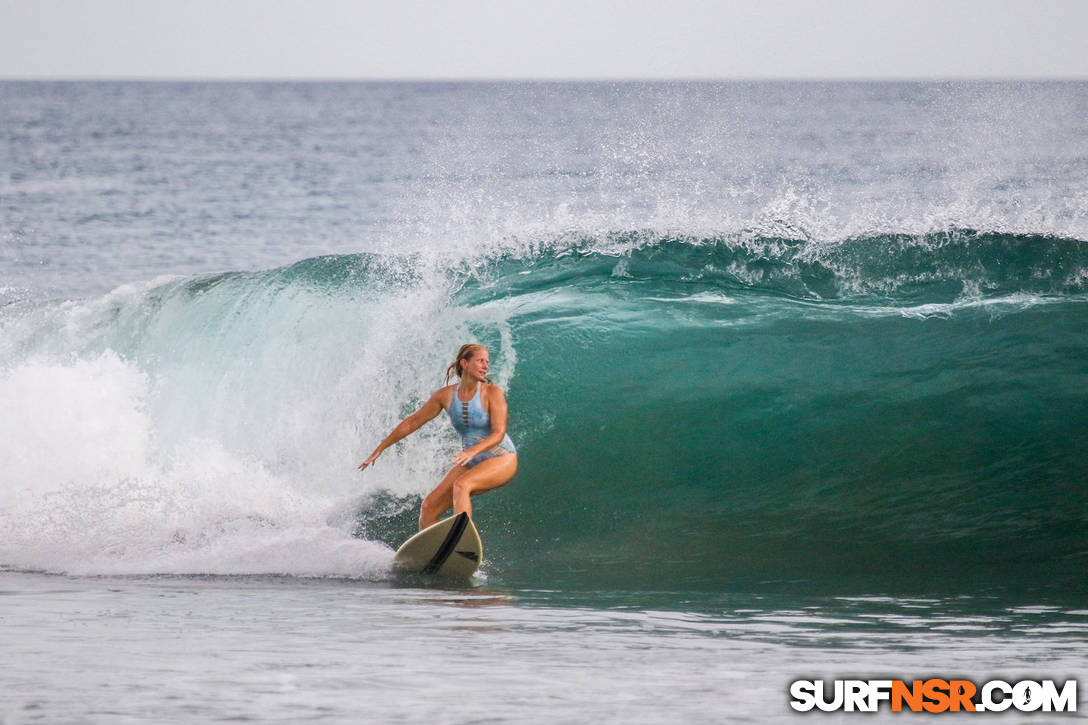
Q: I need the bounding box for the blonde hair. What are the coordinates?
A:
[445,343,490,384]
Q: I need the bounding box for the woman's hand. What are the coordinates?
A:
[451,449,476,467]
[358,450,382,471]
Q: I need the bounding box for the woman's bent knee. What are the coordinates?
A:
[420,493,445,516]
[452,478,473,499]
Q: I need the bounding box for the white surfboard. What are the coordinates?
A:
[392,512,483,578]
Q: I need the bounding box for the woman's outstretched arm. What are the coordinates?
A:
[358,390,445,470]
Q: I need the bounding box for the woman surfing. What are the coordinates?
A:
[358,343,517,530]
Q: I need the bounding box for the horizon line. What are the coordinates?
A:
[2,75,1086,83]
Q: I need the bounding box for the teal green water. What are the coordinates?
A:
[370,232,1088,595]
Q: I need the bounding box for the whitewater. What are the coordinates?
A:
[1,81,1085,722]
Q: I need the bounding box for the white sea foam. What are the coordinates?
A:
[0,350,387,577]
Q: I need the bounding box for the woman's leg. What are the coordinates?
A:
[418,464,467,530]
[451,454,517,520]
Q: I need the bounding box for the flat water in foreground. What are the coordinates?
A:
[2,572,1085,723]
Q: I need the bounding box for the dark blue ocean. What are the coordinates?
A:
[1,81,1086,722]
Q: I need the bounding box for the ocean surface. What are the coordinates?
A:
[1,80,1086,722]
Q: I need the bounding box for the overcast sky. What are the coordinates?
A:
[1,0,1085,80]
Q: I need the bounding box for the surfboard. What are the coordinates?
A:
[392,512,483,578]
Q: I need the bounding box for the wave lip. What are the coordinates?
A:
[455,230,1088,313]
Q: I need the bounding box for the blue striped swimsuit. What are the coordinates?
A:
[449,383,516,468]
